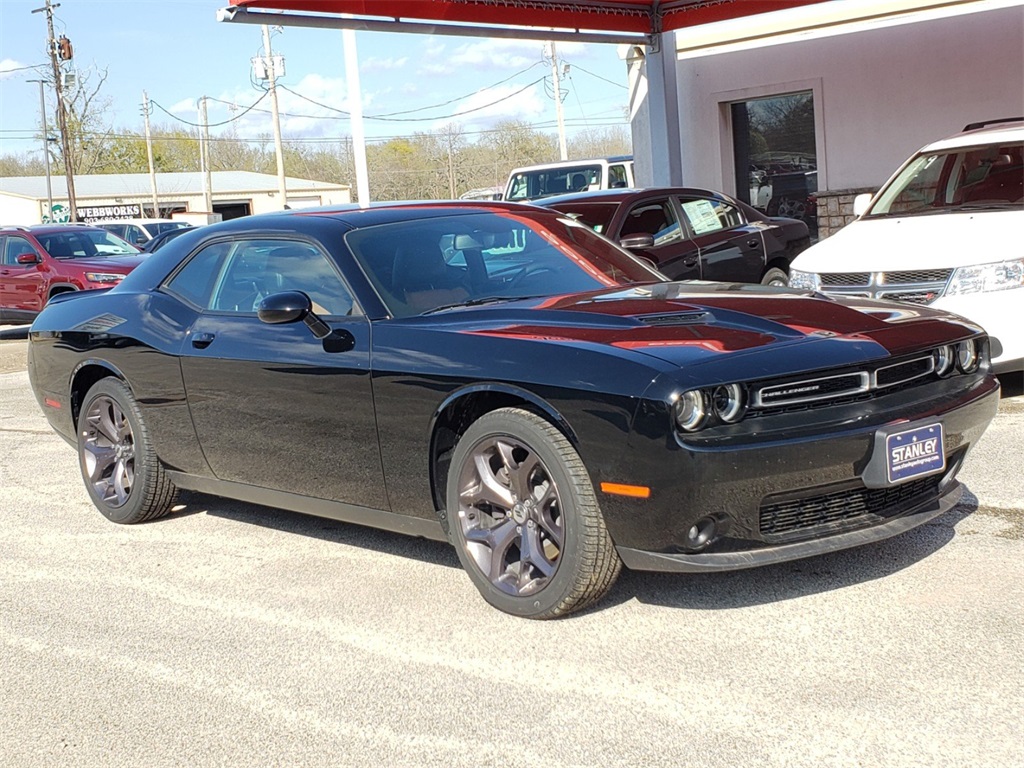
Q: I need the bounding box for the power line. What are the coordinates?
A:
[149,91,271,128]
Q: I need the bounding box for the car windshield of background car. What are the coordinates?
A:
[344,211,664,318]
[146,222,192,237]
[507,165,602,201]
[870,142,1024,217]
[550,202,618,233]
[37,230,138,259]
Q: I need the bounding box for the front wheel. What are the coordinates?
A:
[78,378,178,524]
[446,408,621,618]
[761,267,789,287]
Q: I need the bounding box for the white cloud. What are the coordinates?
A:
[1,59,35,79]
[361,56,408,72]
[435,82,547,134]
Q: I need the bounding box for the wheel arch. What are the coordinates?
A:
[47,283,78,299]
[427,383,578,514]
[69,359,129,429]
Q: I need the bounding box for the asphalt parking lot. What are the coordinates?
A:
[1,337,1021,767]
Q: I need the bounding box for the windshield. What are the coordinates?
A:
[868,141,1023,216]
[36,229,139,259]
[145,222,191,237]
[505,165,603,201]
[344,210,664,318]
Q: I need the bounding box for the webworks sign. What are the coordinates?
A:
[78,204,142,222]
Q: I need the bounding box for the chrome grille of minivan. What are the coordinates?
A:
[817,269,954,304]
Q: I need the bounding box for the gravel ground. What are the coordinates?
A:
[1,342,1021,767]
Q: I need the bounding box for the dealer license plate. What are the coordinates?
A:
[886,423,945,484]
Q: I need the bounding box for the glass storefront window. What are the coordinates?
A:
[731,91,818,235]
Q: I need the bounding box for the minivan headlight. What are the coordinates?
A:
[944,259,1024,296]
[788,270,820,291]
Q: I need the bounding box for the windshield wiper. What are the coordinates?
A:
[422,295,544,315]
[955,201,1022,210]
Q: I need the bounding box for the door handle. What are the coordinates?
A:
[191,332,215,349]
[682,257,699,267]
[746,239,760,249]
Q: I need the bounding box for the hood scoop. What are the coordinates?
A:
[636,311,712,327]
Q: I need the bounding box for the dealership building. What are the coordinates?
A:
[0,171,351,226]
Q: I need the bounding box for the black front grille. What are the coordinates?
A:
[878,291,938,305]
[882,269,953,284]
[875,355,934,388]
[759,475,942,539]
[756,372,867,407]
[821,272,870,286]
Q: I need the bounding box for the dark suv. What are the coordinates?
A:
[0,225,145,324]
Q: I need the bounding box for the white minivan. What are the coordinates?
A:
[504,157,634,202]
[789,119,1023,373]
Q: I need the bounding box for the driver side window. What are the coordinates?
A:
[166,239,356,316]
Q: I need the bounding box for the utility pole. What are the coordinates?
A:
[547,42,568,161]
[33,0,78,220]
[199,97,213,213]
[261,25,288,208]
[141,91,160,218]
[28,79,54,221]
[342,29,370,207]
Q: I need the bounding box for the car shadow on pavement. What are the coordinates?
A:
[173,490,462,569]
[603,494,979,613]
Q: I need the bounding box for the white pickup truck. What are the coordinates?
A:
[504,157,634,202]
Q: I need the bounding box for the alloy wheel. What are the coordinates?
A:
[456,435,563,596]
[81,394,135,508]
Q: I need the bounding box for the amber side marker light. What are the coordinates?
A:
[44,398,61,409]
[600,482,651,499]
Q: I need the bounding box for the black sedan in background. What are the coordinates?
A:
[539,187,810,285]
[28,202,998,618]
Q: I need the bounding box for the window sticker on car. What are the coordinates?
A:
[682,199,723,235]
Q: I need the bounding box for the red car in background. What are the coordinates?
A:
[0,225,145,324]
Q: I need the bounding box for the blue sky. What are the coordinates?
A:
[0,0,632,159]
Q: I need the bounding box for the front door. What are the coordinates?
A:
[165,236,387,509]
[678,196,766,283]
[0,234,47,319]
[615,197,701,280]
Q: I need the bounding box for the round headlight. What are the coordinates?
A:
[934,345,955,376]
[712,383,746,423]
[674,390,707,432]
[956,339,979,373]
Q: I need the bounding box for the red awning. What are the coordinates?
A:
[226,0,829,41]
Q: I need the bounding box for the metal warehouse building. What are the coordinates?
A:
[0,171,351,225]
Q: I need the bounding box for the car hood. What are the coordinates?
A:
[411,282,980,378]
[791,209,1019,272]
[59,254,146,272]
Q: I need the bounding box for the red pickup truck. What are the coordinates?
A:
[0,225,146,324]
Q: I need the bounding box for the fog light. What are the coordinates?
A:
[955,339,979,373]
[684,516,717,551]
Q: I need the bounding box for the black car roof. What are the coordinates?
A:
[209,200,558,231]
[537,187,730,207]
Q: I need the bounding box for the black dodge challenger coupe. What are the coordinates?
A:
[28,202,999,618]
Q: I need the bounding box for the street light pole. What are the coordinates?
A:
[28,79,54,221]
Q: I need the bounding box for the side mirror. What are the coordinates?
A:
[853,193,874,217]
[15,252,40,265]
[619,234,655,250]
[258,290,332,340]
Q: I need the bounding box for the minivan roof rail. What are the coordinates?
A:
[962,117,1024,132]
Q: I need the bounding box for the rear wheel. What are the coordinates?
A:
[446,408,621,618]
[78,378,178,524]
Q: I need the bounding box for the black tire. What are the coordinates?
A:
[761,267,789,287]
[446,407,621,618]
[77,378,178,524]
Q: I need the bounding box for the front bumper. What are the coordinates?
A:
[618,482,960,572]
[601,372,999,569]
